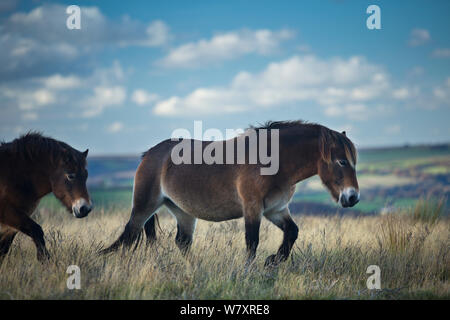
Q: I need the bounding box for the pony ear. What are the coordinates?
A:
[341,131,346,136]
[83,149,89,158]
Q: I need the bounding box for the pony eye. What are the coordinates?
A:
[66,173,76,181]
[337,160,348,167]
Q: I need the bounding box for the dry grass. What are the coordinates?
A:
[0,205,449,300]
[406,197,446,224]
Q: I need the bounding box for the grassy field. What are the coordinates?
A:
[0,201,448,300]
[1,144,449,300]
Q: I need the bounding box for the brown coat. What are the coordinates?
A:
[103,121,359,267]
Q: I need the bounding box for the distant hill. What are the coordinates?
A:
[87,155,141,189]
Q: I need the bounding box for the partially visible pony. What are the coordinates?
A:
[0,133,92,262]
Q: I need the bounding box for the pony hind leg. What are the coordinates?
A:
[243,203,263,266]
[263,207,298,267]
[100,159,164,255]
[144,215,158,245]
[165,200,197,255]
[100,202,162,255]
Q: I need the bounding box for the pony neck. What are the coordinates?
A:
[279,128,321,186]
[26,156,54,200]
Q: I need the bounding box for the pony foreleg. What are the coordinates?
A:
[263,208,298,267]
[2,210,50,262]
[0,227,17,262]
[174,216,196,255]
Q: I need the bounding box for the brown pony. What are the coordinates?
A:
[102,120,359,267]
[0,133,92,262]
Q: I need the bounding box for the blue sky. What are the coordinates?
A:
[0,0,449,154]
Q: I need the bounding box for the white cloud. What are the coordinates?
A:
[106,121,124,133]
[117,20,171,47]
[324,104,370,121]
[38,74,82,90]
[392,88,410,100]
[33,89,55,106]
[154,55,390,118]
[131,89,159,106]
[0,61,128,121]
[0,4,170,80]
[82,86,127,118]
[408,28,431,47]
[159,28,294,68]
[70,61,128,118]
[432,48,450,58]
[2,87,56,110]
[143,20,171,47]
[5,5,170,48]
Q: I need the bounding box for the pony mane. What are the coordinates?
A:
[248,119,357,166]
[0,132,84,166]
[249,120,314,130]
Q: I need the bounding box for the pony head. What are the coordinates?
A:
[317,128,360,208]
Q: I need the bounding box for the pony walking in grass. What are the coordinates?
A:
[0,133,92,262]
[102,121,360,267]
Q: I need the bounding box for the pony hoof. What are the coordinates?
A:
[264,254,280,268]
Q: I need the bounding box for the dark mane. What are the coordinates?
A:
[249,120,314,130]
[249,119,357,165]
[0,132,84,166]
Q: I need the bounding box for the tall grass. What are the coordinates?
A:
[0,205,449,300]
[406,197,447,224]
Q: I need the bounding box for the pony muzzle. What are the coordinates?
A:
[339,187,360,208]
[72,198,92,218]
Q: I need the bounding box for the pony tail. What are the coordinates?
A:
[319,127,333,163]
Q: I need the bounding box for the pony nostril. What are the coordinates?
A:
[79,205,91,216]
[349,194,357,204]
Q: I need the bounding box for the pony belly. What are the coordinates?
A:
[161,171,244,222]
[190,209,243,222]
[164,193,244,222]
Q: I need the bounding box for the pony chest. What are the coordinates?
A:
[263,186,295,212]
